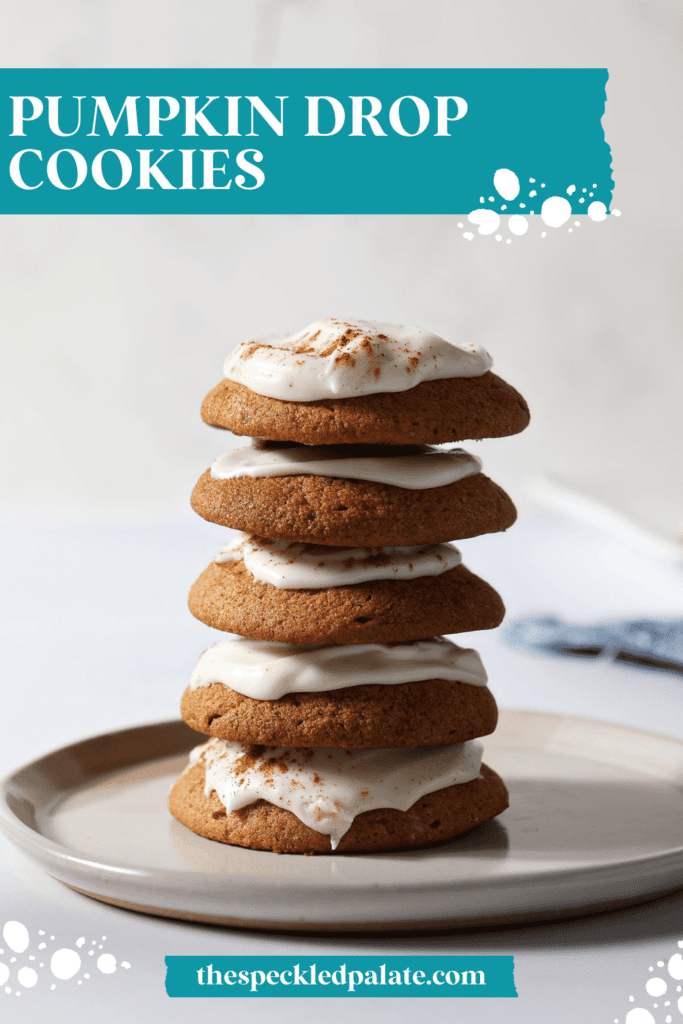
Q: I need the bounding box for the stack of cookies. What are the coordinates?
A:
[169,318,530,854]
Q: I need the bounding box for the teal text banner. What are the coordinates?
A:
[2,69,611,214]
[164,955,517,997]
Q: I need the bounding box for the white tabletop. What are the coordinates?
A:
[1,509,682,1023]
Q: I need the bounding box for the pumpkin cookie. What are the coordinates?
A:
[181,677,498,748]
[191,466,516,547]
[188,558,505,644]
[202,372,530,446]
[169,744,509,854]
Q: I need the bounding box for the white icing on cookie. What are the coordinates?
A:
[190,636,488,699]
[215,533,462,589]
[192,737,484,849]
[210,443,482,491]
[223,317,493,401]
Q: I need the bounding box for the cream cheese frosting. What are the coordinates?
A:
[190,636,488,699]
[223,317,493,401]
[215,533,462,589]
[192,736,484,849]
[210,443,482,491]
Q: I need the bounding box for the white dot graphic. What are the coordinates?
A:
[468,209,500,235]
[76,937,85,949]
[121,963,130,970]
[508,215,528,236]
[668,954,683,980]
[529,190,537,197]
[493,168,520,201]
[51,948,81,981]
[0,964,9,986]
[541,196,572,228]
[18,968,37,989]
[97,954,117,975]
[3,922,29,954]
[567,184,576,195]
[588,201,608,222]
[647,978,667,997]
[495,234,502,241]
[462,231,474,241]
[625,1009,655,1024]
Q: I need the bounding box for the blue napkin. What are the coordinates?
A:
[504,615,683,675]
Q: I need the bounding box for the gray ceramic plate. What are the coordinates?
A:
[1,709,683,931]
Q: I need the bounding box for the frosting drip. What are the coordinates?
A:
[190,636,488,699]
[192,737,484,849]
[210,443,482,491]
[223,317,493,401]
[215,533,462,589]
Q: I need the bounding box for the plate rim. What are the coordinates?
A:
[1,708,683,927]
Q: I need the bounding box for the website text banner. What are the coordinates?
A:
[2,69,611,214]
[165,955,517,998]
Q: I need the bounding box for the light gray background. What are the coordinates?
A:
[1,2,682,1023]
